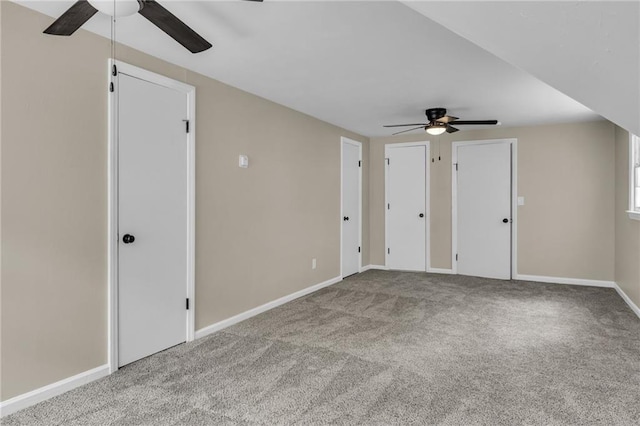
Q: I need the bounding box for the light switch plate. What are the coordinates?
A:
[239,155,249,168]
[518,196,525,206]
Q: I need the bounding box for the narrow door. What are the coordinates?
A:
[456,142,512,279]
[386,145,427,271]
[342,140,361,277]
[118,73,188,366]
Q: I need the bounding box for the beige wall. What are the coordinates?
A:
[370,121,616,281]
[614,126,640,308]
[0,2,368,400]
[1,0,632,405]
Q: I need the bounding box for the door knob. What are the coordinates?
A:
[502,218,509,223]
[419,213,424,218]
[343,216,350,221]
[123,234,135,244]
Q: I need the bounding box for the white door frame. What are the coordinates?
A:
[340,137,363,277]
[384,141,432,271]
[451,138,518,277]
[107,60,196,373]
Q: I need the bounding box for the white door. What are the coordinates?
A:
[455,141,512,280]
[386,145,427,271]
[118,73,188,366]
[341,140,361,277]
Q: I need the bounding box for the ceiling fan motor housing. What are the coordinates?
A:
[426,108,447,121]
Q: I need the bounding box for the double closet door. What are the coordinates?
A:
[385,139,514,280]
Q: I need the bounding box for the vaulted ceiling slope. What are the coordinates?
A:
[404,0,640,136]
[14,1,601,137]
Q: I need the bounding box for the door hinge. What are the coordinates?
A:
[387,203,390,210]
[109,82,114,93]
[454,163,458,171]
[112,64,118,76]
[388,248,390,254]
[386,158,390,165]
[358,160,361,167]
[358,246,361,253]
[184,120,190,133]
[186,298,190,310]
[456,254,458,261]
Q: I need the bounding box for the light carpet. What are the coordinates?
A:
[4,270,640,425]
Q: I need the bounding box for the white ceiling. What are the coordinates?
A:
[15,0,601,137]
[403,0,640,136]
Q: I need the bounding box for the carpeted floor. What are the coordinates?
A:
[4,270,640,425]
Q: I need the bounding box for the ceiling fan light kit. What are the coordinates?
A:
[88,0,140,17]
[426,122,447,135]
[384,108,499,136]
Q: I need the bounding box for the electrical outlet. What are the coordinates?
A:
[312,258,317,269]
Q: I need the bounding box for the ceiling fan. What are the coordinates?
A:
[43,0,263,54]
[384,108,499,136]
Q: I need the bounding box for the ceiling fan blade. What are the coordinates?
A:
[436,115,459,123]
[392,126,425,136]
[138,1,212,53]
[446,125,459,133]
[43,0,98,36]
[449,120,499,125]
[383,123,428,128]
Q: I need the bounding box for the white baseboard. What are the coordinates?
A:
[364,265,453,274]
[427,268,454,274]
[514,274,615,288]
[0,275,345,417]
[0,364,109,417]
[195,275,343,340]
[614,283,640,319]
[366,264,388,271]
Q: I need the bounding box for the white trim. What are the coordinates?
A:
[427,268,454,275]
[628,134,640,220]
[107,60,118,374]
[451,138,518,278]
[195,275,343,340]
[426,143,432,272]
[384,141,431,272]
[628,133,633,213]
[514,274,615,288]
[614,283,640,319]
[340,137,363,278]
[360,264,372,272]
[627,210,640,220]
[367,264,389,270]
[385,268,429,272]
[186,78,197,344]
[511,141,519,277]
[0,365,109,417]
[108,60,196,373]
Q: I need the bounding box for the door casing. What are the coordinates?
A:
[451,138,518,278]
[107,60,196,373]
[384,141,431,272]
[340,137,362,277]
